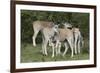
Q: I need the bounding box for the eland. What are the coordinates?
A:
[32,20,55,46]
[63,23,84,54]
[32,20,58,56]
[52,28,74,58]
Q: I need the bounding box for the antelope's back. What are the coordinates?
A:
[33,20,54,28]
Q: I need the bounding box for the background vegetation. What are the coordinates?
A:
[21,10,89,62]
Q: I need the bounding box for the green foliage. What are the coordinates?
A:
[21,10,89,43]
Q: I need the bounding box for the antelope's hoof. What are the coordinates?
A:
[71,55,74,58]
[33,44,36,47]
[44,53,48,56]
[43,54,47,56]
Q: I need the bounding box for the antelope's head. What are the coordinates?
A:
[52,24,59,33]
[63,22,72,28]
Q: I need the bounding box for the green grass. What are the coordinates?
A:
[21,43,89,63]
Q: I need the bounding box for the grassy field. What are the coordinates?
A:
[21,43,89,63]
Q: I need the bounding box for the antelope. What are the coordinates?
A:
[63,23,84,54]
[32,20,55,46]
[51,28,74,58]
[72,27,84,54]
[32,20,58,56]
[41,25,58,56]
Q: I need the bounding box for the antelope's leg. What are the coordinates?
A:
[67,38,74,58]
[78,39,81,54]
[55,40,60,55]
[55,42,59,56]
[51,43,55,58]
[43,38,48,55]
[42,37,45,55]
[48,39,52,46]
[74,33,78,54]
[63,42,69,56]
[58,42,61,55]
[32,29,39,46]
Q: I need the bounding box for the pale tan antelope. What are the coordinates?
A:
[51,23,83,58]
[41,26,58,57]
[63,23,84,54]
[32,20,58,56]
[51,28,74,58]
[72,27,84,54]
[32,21,55,46]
